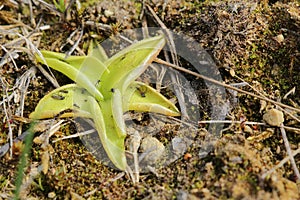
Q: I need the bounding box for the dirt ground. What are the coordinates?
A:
[0,0,300,199]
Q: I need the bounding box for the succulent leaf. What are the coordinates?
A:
[36,56,104,100]
[87,96,127,170]
[100,34,166,97]
[124,81,180,116]
[32,34,180,171]
[29,84,92,119]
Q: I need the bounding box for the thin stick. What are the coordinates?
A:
[64,26,85,57]
[141,15,149,39]
[52,129,96,143]
[35,0,61,15]
[2,28,60,88]
[15,67,37,117]
[0,120,55,157]
[199,120,300,132]
[84,21,112,32]
[155,58,300,113]
[0,45,19,70]
[130,131,141,184]
[166,115,198,128]
[147,5,189,119]
[280,124,300,181]
[233,74,300,123]
[27,0,36,27]
[141,15,166,93]
[198,120,265,125]
[169,115,300,133]
[282,126,300,133]
[47,120,65,139]
[146,4,178,65]
[0,78,14,157]
[261,148,300,179]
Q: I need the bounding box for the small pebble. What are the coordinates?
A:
[274,34,284,43]
[172,137,187,155]
[104,10,114,17]
[243,125,253,134]
[48,192,56,198]
[263,108,284,127]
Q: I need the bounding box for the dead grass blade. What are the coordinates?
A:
[0,77,14,157]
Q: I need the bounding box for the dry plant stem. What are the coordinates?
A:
[0,78,13,157]
[261,148,300,179]
[22,33,60,87]
[84,21,112,33]
[35,0,62,15]
[47,120,65,140]
[110,172,125,182]
[1,28,59,87]
[0,44,18,70]
[277,106,300,124]
[64,26,85,57]
[118,34,135,44]
[283,87,296,99]
[52,129,96,143]
[147,5,188,119]
[0,120,56,157]
[141,16,149,39]
[197,120,300,133]
[27,0,36,27]
[234,74,300,124]
[19,163,43,198]
[65,0,76,13]
[139,0,146,20]
[0,24,27,30]
[0,22,33,33]
[141,18,166,92]
[30,49,60,88]
[15,67,37,117]
[83,188,98,197]
[61,28,79,50]
[126,165,137,184]
[199,120,265,125]
[14,67,36,136]
[1,31,38,48]
[156,63,167,92]
[146,5,178,65]
[18,120,64,197]
[156,58,300,114]
[36,64,60,88]
[131,131,141,183]
[280,124,300,181]
[283,126,300,133]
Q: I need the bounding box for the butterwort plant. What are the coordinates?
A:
[30,33,180,170]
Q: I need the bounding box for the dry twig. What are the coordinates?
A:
[155,58,300,114]
[261,148,300,180]
[146,4,189,119]
[279,124,300,181]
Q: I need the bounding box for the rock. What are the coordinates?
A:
[172,137,187,155]
[263,108,284,127]
[243,125,253,134]
[273,34,284,43]
[48,192,56,199]
[140,136,165,164]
